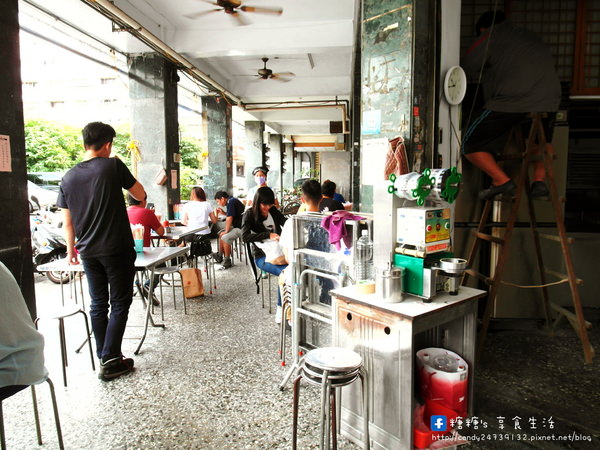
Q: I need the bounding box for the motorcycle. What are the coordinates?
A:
[30,210,70,284]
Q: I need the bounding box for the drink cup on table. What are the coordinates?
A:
[131,224,144,253]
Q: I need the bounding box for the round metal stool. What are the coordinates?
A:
[154,266,187,315]
[292,347,369,450]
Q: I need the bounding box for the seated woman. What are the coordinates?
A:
[182,186,217,237]
[242,186,287,323]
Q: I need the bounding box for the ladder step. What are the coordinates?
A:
[545,268,584,285]
[539,232,575,244]
[465,269,493,285]
[473,231,505,245]
[550,302,592,329]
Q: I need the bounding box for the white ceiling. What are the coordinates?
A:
[23,0,359,135]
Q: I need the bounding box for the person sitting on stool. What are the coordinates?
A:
[461,10,561,200]
[0,262,47,400]
[212,191,245,269]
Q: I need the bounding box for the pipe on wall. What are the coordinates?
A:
[80,0,243,105]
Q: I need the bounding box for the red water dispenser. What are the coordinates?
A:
[416,347,468,417]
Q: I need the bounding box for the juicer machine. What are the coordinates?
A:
[388,168,467,300]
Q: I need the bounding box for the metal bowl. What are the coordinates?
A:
[438,257,467,274]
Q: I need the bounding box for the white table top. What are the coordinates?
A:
[330,285,486,320]
[152,225,208,240]
[36,246,189,272]
[134,246,189,268]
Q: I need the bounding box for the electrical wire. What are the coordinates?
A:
[464,3,499,126]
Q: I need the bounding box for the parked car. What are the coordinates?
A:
[27,181,58,212]
[27,172,64,191]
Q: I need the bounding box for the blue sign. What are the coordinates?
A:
[431,415,447,432]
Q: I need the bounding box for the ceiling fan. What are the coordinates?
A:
[255,57,295,82]
[185,0,283,26]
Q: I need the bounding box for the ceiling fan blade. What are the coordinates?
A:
[272,72,295,77]
[240,5,283,15]
[198,0,220,5]
[184,9,222,19]
[270,74,292,82]
[231,11,250,26]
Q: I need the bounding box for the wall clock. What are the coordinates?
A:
[443,65,467,105]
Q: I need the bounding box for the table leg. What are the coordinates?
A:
[134,265,165,355]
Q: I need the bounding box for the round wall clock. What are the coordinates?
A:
[443,65,467,105]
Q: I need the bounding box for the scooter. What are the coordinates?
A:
[30,210,70,284]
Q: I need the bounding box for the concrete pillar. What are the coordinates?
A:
[129,53,179,219]
[244,121,264,193]
[320,152,351,200]
[268,133,282,199]
[0,0,36,316]
[202,96,232,200]
[282,142,294,192]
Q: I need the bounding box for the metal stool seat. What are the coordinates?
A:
[35,307,95,387]
[292,347,369,449]
[153,266,187,314]
[0,377,64,449]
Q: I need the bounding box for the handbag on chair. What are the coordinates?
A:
[189,234,212,258]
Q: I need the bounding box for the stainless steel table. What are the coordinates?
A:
[36,246,189,355]
[151,225,208,242]
[132,246,189,354]
[330,285,486,449]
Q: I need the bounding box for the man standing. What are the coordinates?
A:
[212,190,245,269]
[461,10,561,200]
[57,122,146,381]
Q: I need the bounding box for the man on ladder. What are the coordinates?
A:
[461,10,561,200]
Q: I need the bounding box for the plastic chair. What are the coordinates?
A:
[0,377,64,450]
[35,308,95,387]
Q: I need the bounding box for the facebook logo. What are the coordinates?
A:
[431,415,447,432]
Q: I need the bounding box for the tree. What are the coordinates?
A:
[179,136,204,169]
[25,120,81,171]
[24,120,132,172]
[179,136,204,200]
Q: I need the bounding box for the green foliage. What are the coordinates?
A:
[24,119,133,172]
[112,124,132,164]
[25,120,81,171]
[301,167,320,179]
[180,166,203,200]
[179,136,204,169]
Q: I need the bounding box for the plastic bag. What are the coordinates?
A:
[255,239,286,265]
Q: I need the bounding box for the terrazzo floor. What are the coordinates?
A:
[2,248,599,449]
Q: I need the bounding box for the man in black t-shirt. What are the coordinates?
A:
[57,122,146,381]
[212,191,245,269]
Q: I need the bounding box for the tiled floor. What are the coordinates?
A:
[2,254,599,449]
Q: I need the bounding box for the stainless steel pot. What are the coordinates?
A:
[376,266,404,303]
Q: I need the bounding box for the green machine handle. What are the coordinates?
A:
[411,168,434,206]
